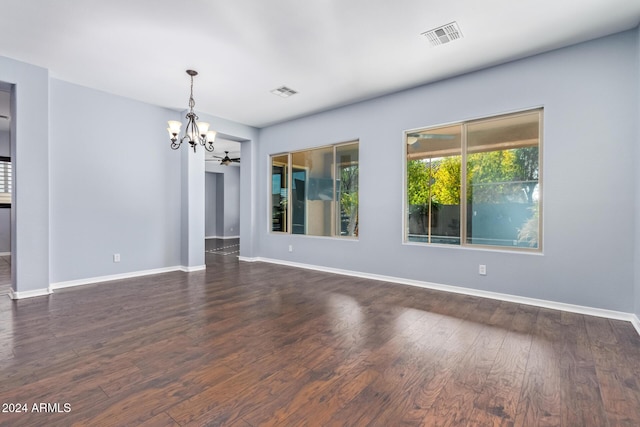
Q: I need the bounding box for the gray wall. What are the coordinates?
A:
[0,130,9,253]
[255,29,639,313]
[636,26,640,319]
[205,172,218,237]
[0,130,9,155]
[179,141,205,268]
[216,174,225,236]
[1,54,259,290]
[0,56,49,293]
[223,167,240,237]
[50,79,182,282]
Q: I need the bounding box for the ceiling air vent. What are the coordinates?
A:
[422,22,463,46]
[270,86,298,98]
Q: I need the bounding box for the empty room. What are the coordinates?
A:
[1,0,640,426]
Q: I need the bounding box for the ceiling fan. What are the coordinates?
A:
[212,151,240,166]
[407,133,456,144]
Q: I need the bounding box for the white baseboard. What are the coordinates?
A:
[48,265,205,293]
[238,256,258,262]
[50,266,185,291]
[255,257,640,335]
[178,265,206,272]
[206,235,240,240]
[0,252,11,257]
[8,287,52,300]
[632,314,640,336]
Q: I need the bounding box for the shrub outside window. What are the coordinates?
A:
[405,109,542,250]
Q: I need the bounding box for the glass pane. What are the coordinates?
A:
[406,125,462,244]
[291,147,334,236]
[336,142,359,237]
[271,154,288,232]
[466,111,540,248]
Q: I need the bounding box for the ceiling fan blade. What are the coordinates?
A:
[407,133,456,140]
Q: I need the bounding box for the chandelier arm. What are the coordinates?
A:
[169,69,216,153]
[203,141,215,152]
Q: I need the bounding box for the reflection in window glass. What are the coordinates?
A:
[291,147,334,236]
[406,125,462,244]
[336,143,359,237]
[467,112,540,247]
[271,154,288,232]
[405,109,542,250]
[270,141,359,238]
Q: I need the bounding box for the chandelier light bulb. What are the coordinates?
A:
[167,121,182,140]
[168,121,182,132]
[198,122,210,136]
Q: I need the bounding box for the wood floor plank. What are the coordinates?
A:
[165,351,296,425]
[353,302,476,426]
[585,316,640,426]
[275,362,381,427]
[556,311,609,427]
[0,247,639,426]
[465,303,536,427]
[187,362,315,426]
[329,296,494,426]
[135,411,180,427]
[513,308,563,426]
[410,299,511,426]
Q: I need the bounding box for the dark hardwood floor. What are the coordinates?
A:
[0,255,10,296]
[1,242,639,426]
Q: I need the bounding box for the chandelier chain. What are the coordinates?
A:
[188,74,196,111]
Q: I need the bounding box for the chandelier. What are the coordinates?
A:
[167,70,216,152]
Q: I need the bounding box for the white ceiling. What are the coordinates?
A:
[0,0,639,129]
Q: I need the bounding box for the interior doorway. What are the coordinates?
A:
[204,136,242,266]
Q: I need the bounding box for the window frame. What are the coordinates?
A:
[403,108,543,252]
[270,154,289,233]
[269,140,359,239]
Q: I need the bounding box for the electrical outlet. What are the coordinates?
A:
[113,253,121,263]
[288,245,293,253]
[479,264,486,275]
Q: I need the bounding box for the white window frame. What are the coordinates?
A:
[403,108,543,252]
[269,140,359,239]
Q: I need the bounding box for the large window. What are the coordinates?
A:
[405,109,542,250]
[270,141,359,238]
